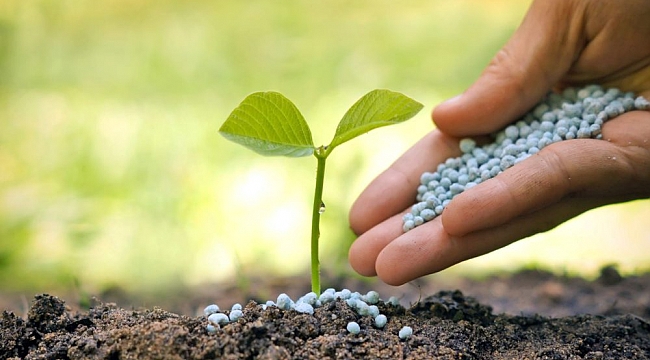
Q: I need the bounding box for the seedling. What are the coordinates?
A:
[219,89,423,294]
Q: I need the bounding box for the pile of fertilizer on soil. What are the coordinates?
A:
[2,270,650,360]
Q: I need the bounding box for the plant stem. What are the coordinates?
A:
[311,148,328,295]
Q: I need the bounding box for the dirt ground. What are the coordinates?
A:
[1,266,649,359]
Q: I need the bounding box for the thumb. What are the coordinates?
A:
[433,0,587,137]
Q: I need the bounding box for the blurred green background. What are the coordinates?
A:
[1,0,648,296]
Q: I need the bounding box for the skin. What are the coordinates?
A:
[348,0,650,286]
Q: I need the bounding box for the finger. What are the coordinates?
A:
[432,0,586,137]
[374,196,610,286]
[349,130,461,236]
[348,211,405,277]
[441,110,650,237]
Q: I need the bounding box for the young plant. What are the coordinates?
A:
[219,89,423,294]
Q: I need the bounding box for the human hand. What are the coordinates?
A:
[348,0,650,286]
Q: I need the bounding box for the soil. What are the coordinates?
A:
[2,266,650,359]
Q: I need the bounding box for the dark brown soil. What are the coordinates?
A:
[2,267,650,359]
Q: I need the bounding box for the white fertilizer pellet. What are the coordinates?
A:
[403,85,649,232]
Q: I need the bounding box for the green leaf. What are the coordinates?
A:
[329,89,423,150]
[220,92,315,157]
